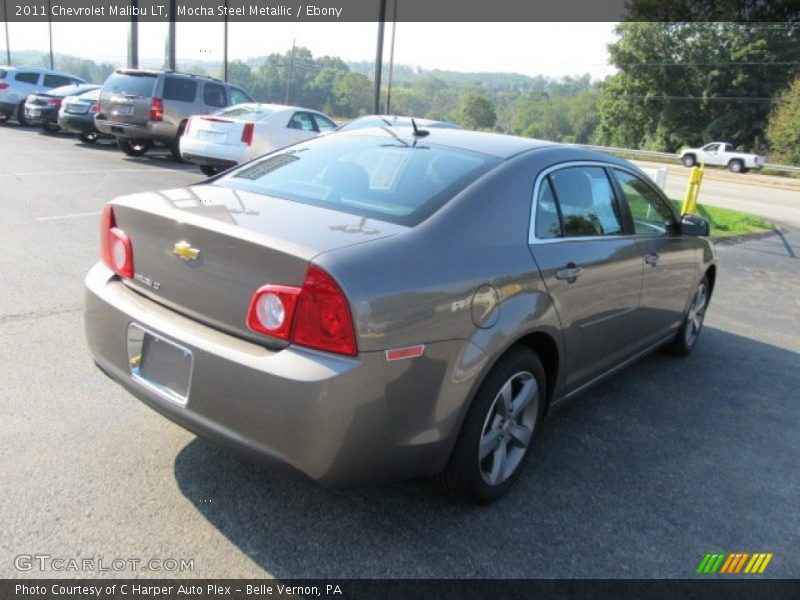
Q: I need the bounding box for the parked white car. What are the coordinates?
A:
[678,142,765,173]
[0,66,85,125]
[179,103,337,176]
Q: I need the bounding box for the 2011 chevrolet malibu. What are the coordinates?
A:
[84,127,716,503]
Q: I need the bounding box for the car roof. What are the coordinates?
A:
[337,126,556,159]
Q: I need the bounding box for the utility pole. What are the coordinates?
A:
[46,0,54,68]
[223,0,229,81]
[129,0,139,68]
[284,39,296,104]
[3,0,11,65]
[385,0,398,114]
[167,0,176,70]
[373,0,386,114]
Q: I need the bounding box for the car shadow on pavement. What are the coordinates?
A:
[173,327,800,578]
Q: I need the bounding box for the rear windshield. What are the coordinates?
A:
[215,105,275,121]
[49,84,98,97]
[103,72,156,97]
[217,134,500,226]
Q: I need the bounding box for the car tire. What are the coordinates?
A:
[682,155,696,168]
[43,122,60,133]
[118,139,150,157]
[439,346,546,504]
[728,159,744,173]
[666,275,710,357]
[170,123,187,161]
[79,131,99,144]
[200,165,221,177]
[16,102,30,126]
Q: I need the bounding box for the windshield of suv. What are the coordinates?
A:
[216,133,500,226]
[103,72,157,97]
[215,105,276,121]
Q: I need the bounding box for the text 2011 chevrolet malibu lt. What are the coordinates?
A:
[85,127,715,502]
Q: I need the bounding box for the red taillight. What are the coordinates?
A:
[0,83,9,90]
[100,205,134,279]
[150,97,163,121]
[47,98,62,107]
[246,266,357,356]
[90,101,99,113]
[241,122,254,146]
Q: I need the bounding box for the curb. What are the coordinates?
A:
[711,228,781,246]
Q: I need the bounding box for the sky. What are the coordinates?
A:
[1,21,618,80]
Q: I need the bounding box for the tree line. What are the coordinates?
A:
[14,20,800,164]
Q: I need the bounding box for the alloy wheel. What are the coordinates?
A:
[684,282,708,347]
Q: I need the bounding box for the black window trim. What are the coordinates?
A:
[529,161,630,244]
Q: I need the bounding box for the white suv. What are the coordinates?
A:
[0,66,85,125]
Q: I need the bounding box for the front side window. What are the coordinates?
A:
[163,77,197,103]
[547,166,623,238]
[228,87,253,105]
[614,170,676,236]
[288,112,316,131]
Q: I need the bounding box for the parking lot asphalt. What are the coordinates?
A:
[1,124,798,579]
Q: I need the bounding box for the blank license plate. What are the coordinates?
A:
[28,109,41,117]
[198,129,226,142]
[135,330,193,404]
[114,105,134,116]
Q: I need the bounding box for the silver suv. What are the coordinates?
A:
[95,69,254,158]
[0,66,85,125]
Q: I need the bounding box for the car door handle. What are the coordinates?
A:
[645,252,660,266]
[556,264,583,282]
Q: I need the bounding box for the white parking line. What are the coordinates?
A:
[0,167,196,177]
[36,211,102,222]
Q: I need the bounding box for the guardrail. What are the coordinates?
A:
[571,143,800,174]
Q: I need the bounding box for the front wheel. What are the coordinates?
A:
[439,346,546,503]
[79,131,99,144]
[118,139,150,157]
[666,276,710,356]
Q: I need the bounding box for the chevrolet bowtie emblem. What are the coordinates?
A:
[172,241,200,261]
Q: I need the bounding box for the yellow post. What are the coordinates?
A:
[682,163,704,215]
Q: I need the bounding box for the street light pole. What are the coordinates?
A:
[3,0,11,65]
[385,0,398,114]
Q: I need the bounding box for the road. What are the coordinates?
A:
[633,160,800,227]
[1,124,799,579]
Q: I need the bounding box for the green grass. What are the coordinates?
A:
[670,200,774,238]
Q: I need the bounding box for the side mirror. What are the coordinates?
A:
[680,213,710,236]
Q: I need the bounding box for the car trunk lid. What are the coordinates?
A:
[109,185,407,347]
[188,115,251,147]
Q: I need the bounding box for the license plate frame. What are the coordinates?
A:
[114,104,134,117]
[128,323,193,406]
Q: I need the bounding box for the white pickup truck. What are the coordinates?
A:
[678,142,765,173]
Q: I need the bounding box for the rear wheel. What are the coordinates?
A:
[118,139,150,157]
[16,102,30,126]
[79,131,99,144]
[439,346,545,503]
[200,165,221,177]
[666,276,710,356]
[682,154,696,168]
[728,159,744,173]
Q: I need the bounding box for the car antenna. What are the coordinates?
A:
[411,118,429,138]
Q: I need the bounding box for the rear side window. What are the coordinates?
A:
[103,72,156,96]
[220,134,500,226]
[288,112,316,131]
[15,72,39,84]
[535,178,562,239]
[203,82,227,108]
[545,167,623,238]
[43,74,75,88]
[163,77,197,102]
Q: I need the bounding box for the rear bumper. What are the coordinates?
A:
[95,118,176,145]
[84,263,473,485]
[179,136,245,167]
[24,106,58,125]
[58,114,98,134]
